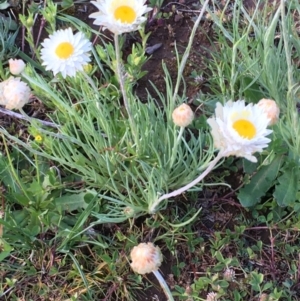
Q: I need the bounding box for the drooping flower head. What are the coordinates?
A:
[89,0,152,35]
[257,98,280,126]
[8,59,26,75]
[40,28,92,78]
[207,100,272,162]
[172,103,194,127]
[0,77,31,110]
[130,242,162,275]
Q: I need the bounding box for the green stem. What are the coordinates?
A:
[34,154,40,184]
[0,62,5,79]
[152,270,174,301]
[81,71,99,94]
[172,0,210,106]
[2,134,32,202]
[280,0,293,88]
[150,151,224,213]
[114,34,138,145]
[169,126,184,169]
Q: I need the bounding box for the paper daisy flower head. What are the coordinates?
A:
[207,100,272,162]
[0,77,31,110]
[172,103,194,127]
[130,242,162,275]
[8,59,26,75]
[89,0,152,34]
[257,98,280,126]
[40,28,92,78]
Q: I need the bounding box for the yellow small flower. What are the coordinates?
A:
[172,103,194,127]
[130,242,162,274]
[257,98,280,126]
[35,135,43,142]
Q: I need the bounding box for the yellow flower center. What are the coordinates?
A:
[232,119,256,139]
[55,42,74,59]
[114,6,136,23]
[35,135,43,142]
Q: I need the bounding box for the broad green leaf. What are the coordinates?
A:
[55,192,88,212]
[238,155,283,207]
[0,15,18,30]
[0,239,12,261]
[274,167,299,207]
[0,2,10,10]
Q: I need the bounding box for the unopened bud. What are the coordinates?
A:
[206,292,218,301]
[172,103,194,127]
[223,268,235,281]
[8,59,26,75]
[257,98,280,125]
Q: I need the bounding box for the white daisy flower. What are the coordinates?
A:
[89,0,152,35]
[40,28,92,78]
[207,100,272,162]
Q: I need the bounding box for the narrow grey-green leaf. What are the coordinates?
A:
[55,192,88,212]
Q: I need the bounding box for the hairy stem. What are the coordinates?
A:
[172,0,210,107]
[150,151,224,213]
[114,34,138,145]
[152,270,174,301]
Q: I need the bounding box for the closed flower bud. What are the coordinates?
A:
[257,98,280,125]
[0,77,31,110]
[259,293,271,301]
[172,103,194,127]
[8,59,26,75]
[83,63,93,74]
[223,268,235,281]
[130,242,162,275]
[206,292,218,301]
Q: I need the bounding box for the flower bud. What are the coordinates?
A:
[172,103,194,127]
[8,59,26,75]
[257,98,280,125]
[130,242,162,275]
[223,268,235,281]
[0,77,31,110]
[259,293,271,301]
[206,292,218,301]
[83,63,93,74]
